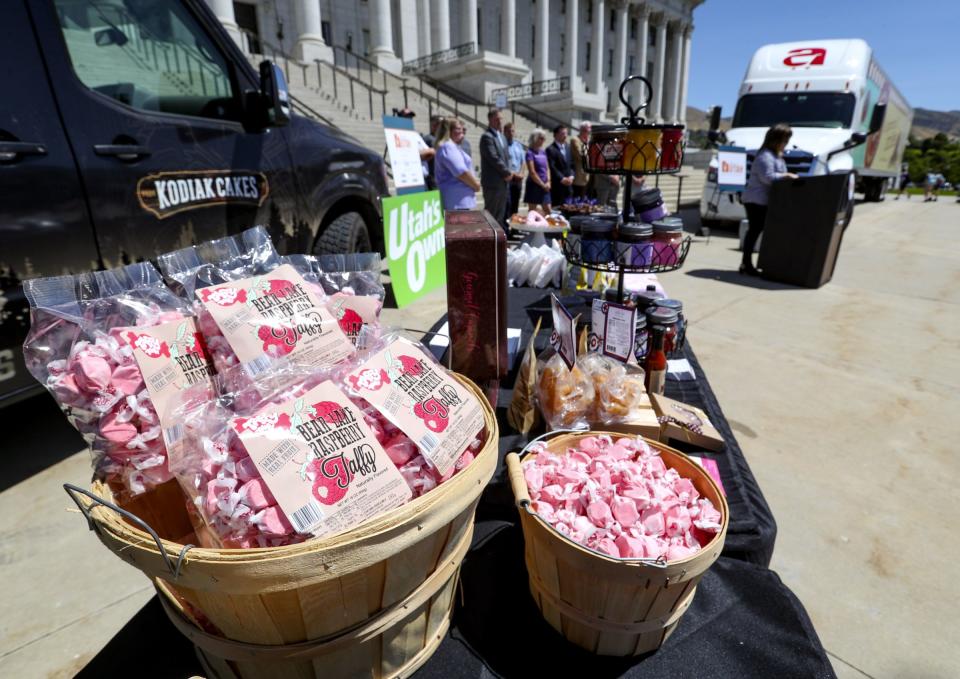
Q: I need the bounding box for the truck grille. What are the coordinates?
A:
[746,149,815,177]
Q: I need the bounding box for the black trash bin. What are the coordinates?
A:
[758,172,853,288]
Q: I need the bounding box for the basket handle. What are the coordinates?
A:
[63,483,195,579]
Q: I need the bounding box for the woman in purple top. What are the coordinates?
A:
[740,124,798,276]
[523,129,552,213]
[434,117,480,210]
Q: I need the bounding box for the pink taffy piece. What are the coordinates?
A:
[640,507,665,536]
[615,535,645,558]
[111,364,144,395]
[384,436,417,466]
[100,412,138,445]
[241,478,276,510]
[611,495,640,527]
[587,500,614,528]
[73,355,112,392]
[257,506,294,536]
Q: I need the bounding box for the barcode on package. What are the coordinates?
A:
[163,424,185,448]
[418,432,439,455]
[289,499,324,533]
[243,355,273,377]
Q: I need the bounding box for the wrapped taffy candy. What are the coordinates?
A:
[169,361,413,548]
[535,350,595,430]
[523,435,723,561]
[159,227,355,392]
[281,253,385,348]
[23,262,215,499]
[577,353,647,424]
[340,332,486,491]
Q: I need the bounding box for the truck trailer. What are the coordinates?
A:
[701,39,913,224]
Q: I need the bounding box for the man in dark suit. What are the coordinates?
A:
[546,124,575,208]
[479,108,514,227]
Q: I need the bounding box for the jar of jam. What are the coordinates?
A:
[646,305,679,354]
[616,222,654,267]
[633,311,649,362]
[581,217,615,264]
[567,215,591,259]
[634,284,665,312]
[655,298,686,353]
[631,187,667,223]
[652,219,684,266]
[587,125,625,172]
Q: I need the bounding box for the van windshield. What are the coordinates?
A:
[733,93,856,129]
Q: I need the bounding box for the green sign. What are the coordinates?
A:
[382,190,446,307]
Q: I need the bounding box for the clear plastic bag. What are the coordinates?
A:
[339,331,486,494]
[281,253,385,348]
[158,227,355,392]
[535,349,595,430]
[577,352,647,425]
[22,262,215,499]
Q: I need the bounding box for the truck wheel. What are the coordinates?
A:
[313,212,372,255]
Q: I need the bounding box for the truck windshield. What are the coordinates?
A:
[733,93,856,129]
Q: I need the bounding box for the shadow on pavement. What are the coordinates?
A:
[684,268,801,291]
[0,393,87,493]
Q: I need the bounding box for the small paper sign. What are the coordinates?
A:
[549,295,577,370]
[601,301,636,362]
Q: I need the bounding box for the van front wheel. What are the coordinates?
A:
[313,212,372,255]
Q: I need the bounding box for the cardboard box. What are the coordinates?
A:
[444,210,508,382]
[600,393,662,440]
[649,393,724,451]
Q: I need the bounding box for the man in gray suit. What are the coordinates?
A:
[479,108,514,228]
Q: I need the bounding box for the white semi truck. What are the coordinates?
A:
[700,39,913,224]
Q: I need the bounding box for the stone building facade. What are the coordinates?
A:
[207,0,702,123]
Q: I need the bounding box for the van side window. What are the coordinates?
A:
[54,0,240,121]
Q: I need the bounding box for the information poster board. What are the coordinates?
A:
[383,115,426,193]
[382,190,446,307]
[717,145,747,192]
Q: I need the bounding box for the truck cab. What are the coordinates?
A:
[701,39,913,224]
[0,0,389,405]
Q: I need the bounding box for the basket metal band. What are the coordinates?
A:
[157,522,473,661]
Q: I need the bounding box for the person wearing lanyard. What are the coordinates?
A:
[434,117,480,210]
[504,121,526,220]
[740,124,798,276]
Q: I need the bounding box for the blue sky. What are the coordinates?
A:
[687,0,960,114]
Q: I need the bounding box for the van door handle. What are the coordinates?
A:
[93,144,151,161]
[0,141,47,161]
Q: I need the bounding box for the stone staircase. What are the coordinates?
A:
[244,44,704,207]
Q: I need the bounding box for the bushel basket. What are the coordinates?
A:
[506,432,728,656]
[67,374,498,678]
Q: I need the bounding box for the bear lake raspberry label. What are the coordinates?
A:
[231,380,411,537]
[328,293,381,347]
[344,339,485,476]
[196,264,354,374]
[121,317,215,426]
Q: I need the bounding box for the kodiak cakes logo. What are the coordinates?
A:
[137,170,269,219]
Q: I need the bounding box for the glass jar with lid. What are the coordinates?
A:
[616,222,654,267]
[581,217,616,264]
[652,219,684,266]
[646,305,680,354]
[655,298,686,353]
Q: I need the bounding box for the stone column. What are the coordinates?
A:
[206,0,242,46]
[293,0,332,63]
[667,20,684,122]
[565,0,579,81]
[590,0,606,95]
[613,1,629,115]
[637,4,649,79]
[501,0,516,58]
[418,0,432,56]
[651,14,667,122]
[462,0,478,49]
[679,24,693,125]
[535,0,550,81]
[431,0,451,51]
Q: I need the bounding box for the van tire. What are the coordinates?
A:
[313,212,372,255]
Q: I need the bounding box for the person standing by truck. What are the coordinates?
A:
[740,124,798,276]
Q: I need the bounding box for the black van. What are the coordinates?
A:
[0,0,389,405]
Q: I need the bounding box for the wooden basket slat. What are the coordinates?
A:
[297,578,350,640]
[309,638,378,679]
[380,602,430,676]
[381,525,447,609]
[425,567,458,651]
[508,432,729,656]
[259,589,308,644]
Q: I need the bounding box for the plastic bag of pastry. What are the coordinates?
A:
[578,353,647,425]
[281,253,385,348]
[508,317,542,433]
[535,349,594,430]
